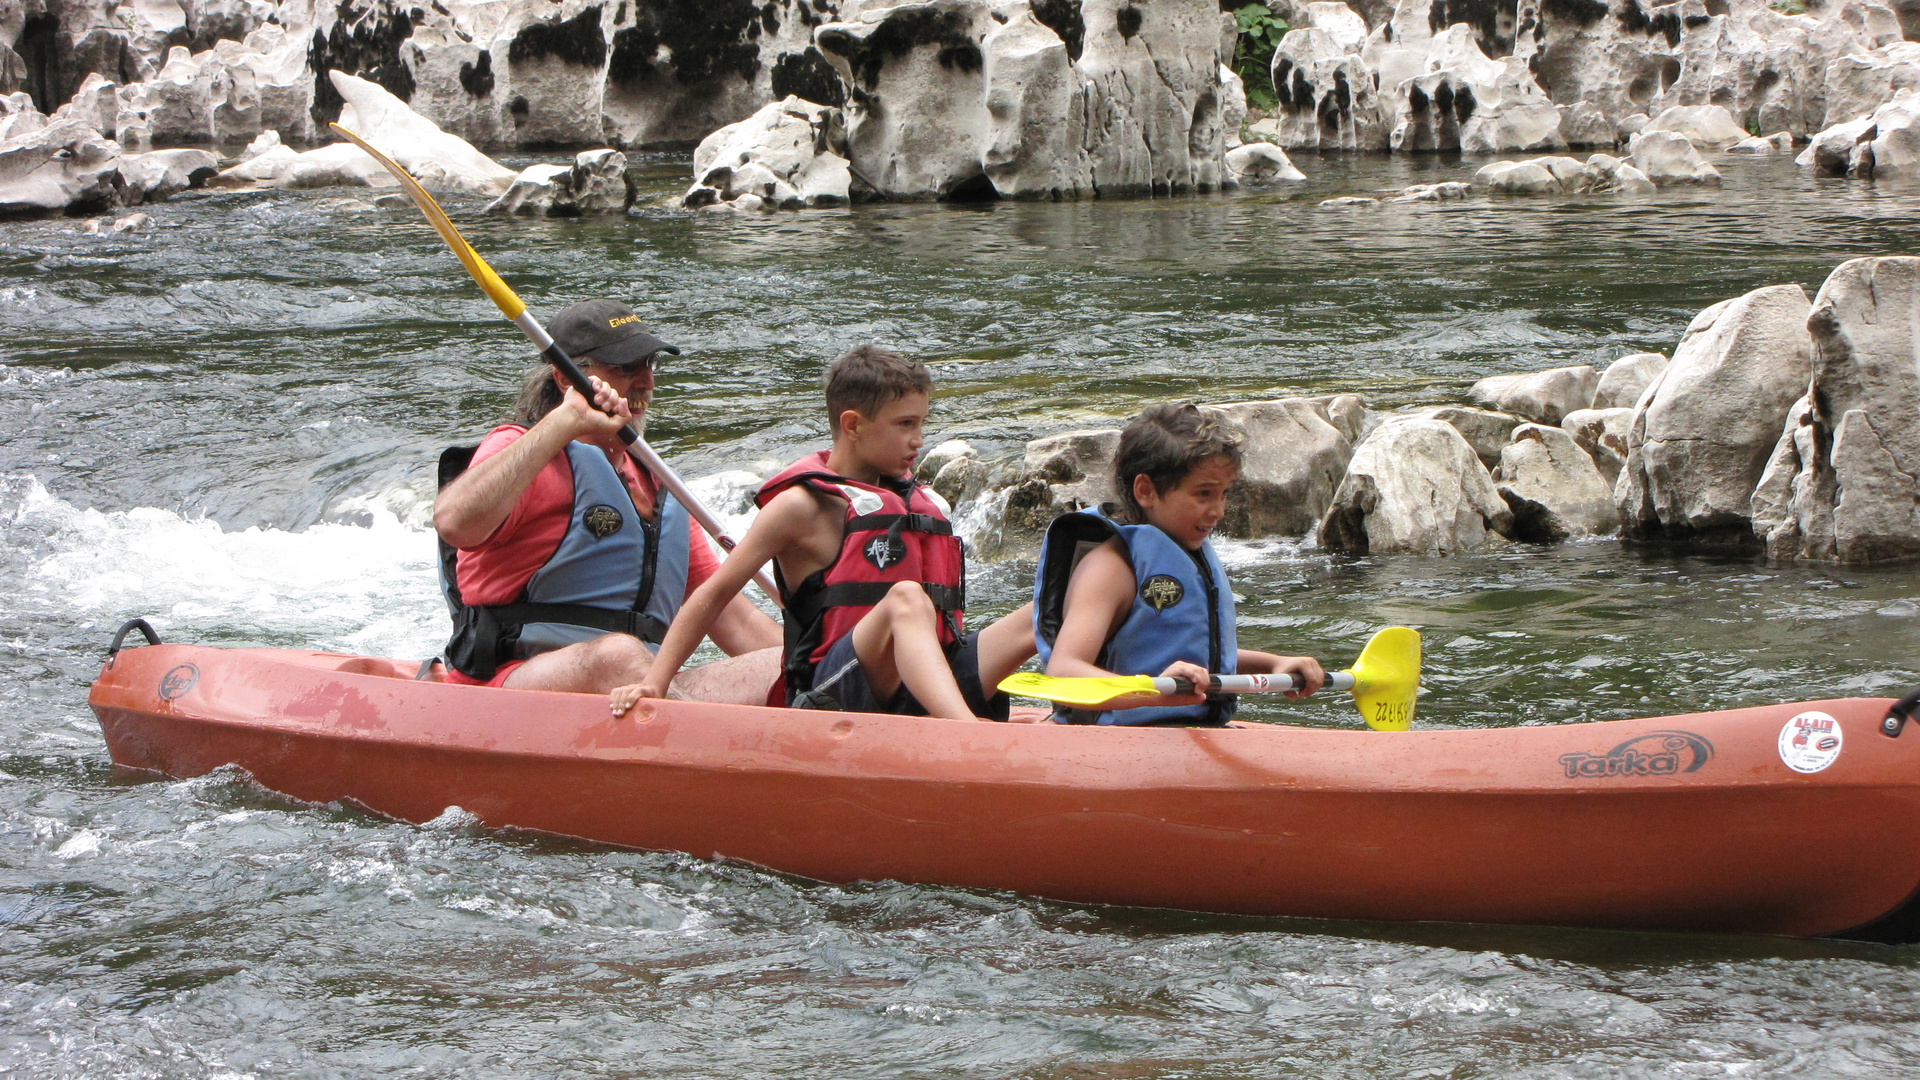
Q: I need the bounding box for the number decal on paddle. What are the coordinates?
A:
[1372,699,1410,726]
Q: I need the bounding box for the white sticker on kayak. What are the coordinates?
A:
[1778,711,1843,774]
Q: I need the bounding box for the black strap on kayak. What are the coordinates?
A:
[415,658,442,681]
[106,618,162,667]
[1881,687,1920,738]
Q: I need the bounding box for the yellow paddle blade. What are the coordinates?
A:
[328,122,527,321]
[997,672,1161,708]
[1349,626,1420,731]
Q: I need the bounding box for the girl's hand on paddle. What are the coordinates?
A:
[1154,660,1210,706]
[1270,655,1325,698]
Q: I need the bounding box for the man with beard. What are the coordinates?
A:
[432,299,780,700]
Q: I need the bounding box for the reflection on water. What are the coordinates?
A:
[4,150,1920,1076]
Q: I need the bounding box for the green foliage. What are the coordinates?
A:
[1233,4,1289,113]
[1769,0,1805,13]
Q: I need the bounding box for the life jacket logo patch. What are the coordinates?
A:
[864,534,908,570]
[583,504,624,538]
[1141,575,1184,611]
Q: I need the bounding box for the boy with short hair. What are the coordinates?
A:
[614,346,1034,720]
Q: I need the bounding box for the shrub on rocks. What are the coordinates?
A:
[1751,257,1920,563]
[1317,418,1513,555]
[1469,366,1598,426]
[1617,284,1814,546]
[1494,424,1618,542]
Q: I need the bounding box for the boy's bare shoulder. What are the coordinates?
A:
[749,483,847,546]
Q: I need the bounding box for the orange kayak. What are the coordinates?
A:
[88,632,1920,941]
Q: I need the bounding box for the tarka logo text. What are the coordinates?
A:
[158,663,200,701]
[1558,730,1712,780]
[864,535,906,570]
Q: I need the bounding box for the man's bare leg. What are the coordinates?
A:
[664,646,782,706]
[503,633,653,694]
[851,581,978,720]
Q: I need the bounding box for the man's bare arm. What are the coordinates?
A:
[707,590,781,655]
[433,376,629,549]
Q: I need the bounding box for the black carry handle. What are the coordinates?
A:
[1882,687,1920,738]
[106,618,163,665]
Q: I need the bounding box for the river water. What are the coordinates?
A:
[5,152,1920,1076]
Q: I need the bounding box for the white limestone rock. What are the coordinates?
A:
[1386,180,1472,201]
[1295,2,1369,54]
[1798,89,1920,178]
[1003,428,1122,531]
[1225,141,1306,185]
[238,130,281,163]
[1617,283,1814,546]
[1317,418,1514,555]
[1796,111,1878,175]
[1642,104,1750,151]
[1469,365,1599,426]
[1822,41,1920,130]
[1270,27,1390,151]
[689,95,851,209]
[0,118,123,217]
[1405,405,1525,471]
[119,148,218,202]
[1558,100,1616,148]
[1214,398,1356,536]
[1593,351,1670,409]
[1221,64,1246,149]
[1729,131,1795,152]
[0,92,44,142]
[328,71,515,195]
[1495,423,1619,541]
[1751,257,1920,563]
[487,150,637,216]
[916,439,976,480]
[1386,27,1563,154]
[1472,158,1562,194]
[1628,129,1722,186]
[1560,406,1636,486]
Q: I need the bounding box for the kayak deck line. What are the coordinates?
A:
[90,640,1920,941]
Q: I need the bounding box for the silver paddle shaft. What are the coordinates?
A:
[1156,670,1358,695]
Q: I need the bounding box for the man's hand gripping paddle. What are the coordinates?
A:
[329,122,782,606]
[998,627,1422,731]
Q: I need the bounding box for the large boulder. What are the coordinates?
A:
[1224,141,1306,184]
[1002,429,1122,532]
[1798,88,1920,178]
[488,149,636,216]
[1560,406,1636,486]
[327,71,516,195]
[1380,24,1563,154]
[816,0,1233,200]
[1822,41,1920,130]
[1751,257,1920,563]
[683,96,850,210]
[0,118,122,216]
[1469,365,1599,426]
[1641,104,1750,151]
[119,147,219,202]
[1404,405,1523,470]
[1617,283,1814,545]
[1494,423,1619,542]
[1213,398,1355,536]
[1317,418,1513,555]
[1627,129,1722,186]
[1593,351,1669,409]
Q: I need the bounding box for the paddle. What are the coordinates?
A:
[998,626,1421,731]
[328,122,782,606]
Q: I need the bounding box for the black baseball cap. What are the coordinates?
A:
[547,298,680,368]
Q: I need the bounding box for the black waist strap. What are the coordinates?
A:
[477,602,669,645]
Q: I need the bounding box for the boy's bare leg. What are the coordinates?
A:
[975,602,1037,690]
[665,647,782,705]
[504,633,653,694]
[851,581,977,719]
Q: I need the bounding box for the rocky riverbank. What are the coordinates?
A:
[930,254,1920,566]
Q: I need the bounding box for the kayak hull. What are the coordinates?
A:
[90,643,1920,939]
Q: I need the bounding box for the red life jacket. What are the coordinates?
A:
[755,450,966,706]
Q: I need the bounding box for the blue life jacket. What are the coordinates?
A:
[437,438,691,681]
[1031,506,1238,726]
